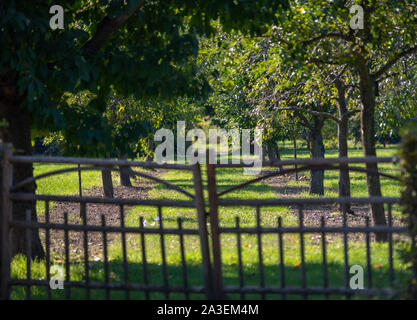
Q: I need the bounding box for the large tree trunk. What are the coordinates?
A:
[335,80,352,214]
[309,117,325,195]
[0,76,44,259]
[357,60,387,241]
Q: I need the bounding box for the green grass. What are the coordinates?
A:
[9,143,410,299]
[33,164,103,215]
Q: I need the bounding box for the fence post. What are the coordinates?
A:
[192,163,214,299]
[1,143,13,300]
[206,154,225,299]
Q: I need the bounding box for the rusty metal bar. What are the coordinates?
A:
[64,212,70,299]
[214,156,398,167]
[101,215,110,300]
[9,220,200,235]
[9,155,194,170]
[217,197,400,206]
[10,193,196,207]
[277,217,286,300]
[25,210,32,300]
[45,201,51,300]
[119,205,130,300]
[388,205,394,288]
[158,207,169,299]
[78,164,82,197]
[321,217,328,300]
[12,166,194,199]
[81,203,90,299]
[206,161,224,299]
[256,206,265,300]
[139,217,149,300]
[192,163,214,300]
[218,225,407,234]
[177,218,189,300]
[217,164,398,197]
[343,212,350,300]
[236,217,245,300]
[365,217,372,294]
[298,206,307,299]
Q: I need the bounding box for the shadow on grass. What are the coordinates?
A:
[11,260,409,300]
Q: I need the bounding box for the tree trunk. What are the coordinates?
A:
[293,137,298,181]
[117,152,132,187]
[0,76,44,259]
[335,80,352,213]
[272,142,283,171]
[274,143,281,161]
[101,168,114,198]
[267,143,277,160]
[357,59,387,241]
[309,117,325,195]
[262,146,267,162]
[146,138,154,162]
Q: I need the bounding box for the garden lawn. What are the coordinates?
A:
[10,144,410,299]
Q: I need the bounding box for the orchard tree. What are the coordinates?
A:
[0,0,287,258]
[376,60,417,146]
[271,0,417,238]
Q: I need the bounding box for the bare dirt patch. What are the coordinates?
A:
[262,170,406,243]
[38,170,163,261]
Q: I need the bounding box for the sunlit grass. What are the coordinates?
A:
[9,143,409,299]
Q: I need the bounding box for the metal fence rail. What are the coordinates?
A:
[205,159,409,300]
[0,144,214,300]
[0,143,412,300]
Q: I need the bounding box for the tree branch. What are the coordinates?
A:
[275,107,340,123]
[82,0,144,55]
[372,45,417,79]
[302,32,354,46]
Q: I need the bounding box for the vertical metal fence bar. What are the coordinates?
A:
[81,203,90,299]
[25,210,32,300]
[321,217,329,300]
[206,161,224,299]
[64,212,70,299]
[139,217,149,300]
[365,216,372,298]
[1,143,13,300]
[388,204,394,288]
[343,211,350,300]
[177,218,189,299]
[236,217,245,300]
[191,163,214,299]
[45,201,51,300]
[78,164,82,197]
[119,204,130,299]
[256,206,265,299]
[298,206,307,299]
[101,215,110,300]
[158,206,169,299]
[277,217,286,300]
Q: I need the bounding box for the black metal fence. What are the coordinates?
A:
[0,144,214,299]
[205,160,409,300]
[0,143,411,300]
